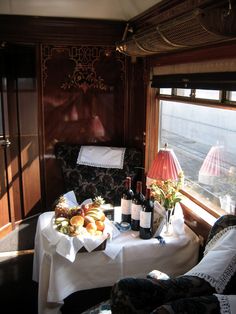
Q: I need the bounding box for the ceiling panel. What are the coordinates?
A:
[0,0,163,21]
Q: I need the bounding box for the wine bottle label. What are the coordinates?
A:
[140,211,152,228]
[131,204,142,220]
[121,199,132,215]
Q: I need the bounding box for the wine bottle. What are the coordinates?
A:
[131,181,144,231]
[139,188,154,239]
[121,177,134,224]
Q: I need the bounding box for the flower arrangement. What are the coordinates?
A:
[150,172,184,210]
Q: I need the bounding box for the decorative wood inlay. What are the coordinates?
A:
[42,45,125,90]
[41,45,127,207]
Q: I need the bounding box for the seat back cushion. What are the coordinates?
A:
[54,142,143,206]
[206,214,236,244]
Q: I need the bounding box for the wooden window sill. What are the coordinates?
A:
[180,195,217,244]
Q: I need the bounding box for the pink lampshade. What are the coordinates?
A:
[147,145,182,185]
[198,145,223,185]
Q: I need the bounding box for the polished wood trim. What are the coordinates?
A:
[0,249,34,257]
[37,44,47,211]
[0,223,14,239]
[157,95,236,111]
[145,83,159,175]
[149,41,236,67]
[181,202,214,243]
[0,15,125,46]
[0,213,40,239]
[124,57,146,150]
[0,72,16,229]
[181,190,223,219]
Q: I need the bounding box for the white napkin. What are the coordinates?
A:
[58,190,92,208]
[105,233,127,260]
[185,227,236,293]
[61,190,78,207]
[56,235,84,261]
[77,146,126,169]
[42,216,120,263]
[171,203,185,236]
[215,294,236,314]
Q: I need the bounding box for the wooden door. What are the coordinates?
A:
[0,74,15,237]
[0,44,42,238]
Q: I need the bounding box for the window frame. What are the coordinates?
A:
[146,86,236,219]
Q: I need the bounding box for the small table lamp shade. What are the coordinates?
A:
[147,146,182,186]
[198,145,223,185]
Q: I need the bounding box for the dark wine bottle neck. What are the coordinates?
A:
[143,188,153,211]
[123,177,133,199]
[145,188,151,199]
[136,181,142,194]
[126,177,131,190]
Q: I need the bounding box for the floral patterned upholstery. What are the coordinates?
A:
[111,276,218,313]
[54,142,143,206]
[207,214,236,244]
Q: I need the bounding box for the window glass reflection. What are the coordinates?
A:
[160,100,236,214]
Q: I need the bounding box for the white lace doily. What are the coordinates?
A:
[185,227,236,293]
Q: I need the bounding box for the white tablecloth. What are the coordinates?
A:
[33,212,200,314]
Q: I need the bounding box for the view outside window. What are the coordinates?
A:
[229,91,236,101]
[159,97,236,214]
[195,89,220,100]
[176,88,191,97]
[159,88,172,95]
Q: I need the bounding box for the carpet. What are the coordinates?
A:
[0,214,39,252]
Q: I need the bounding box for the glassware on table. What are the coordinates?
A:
[164,207,174,236]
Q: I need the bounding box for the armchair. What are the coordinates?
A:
[54,142,142,206]
[82,214,236,314]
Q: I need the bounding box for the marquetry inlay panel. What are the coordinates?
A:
[41,44,126,206]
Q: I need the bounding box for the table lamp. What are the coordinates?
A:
[146,143,182,186]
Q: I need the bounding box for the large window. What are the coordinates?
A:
[158,89,236,216]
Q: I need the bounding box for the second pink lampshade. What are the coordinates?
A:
[147,147,182,184]
[198,145,223,185]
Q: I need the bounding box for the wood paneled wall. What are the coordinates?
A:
[42,45,147,206]
[0,15,147,212]
[42,45,126,206]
